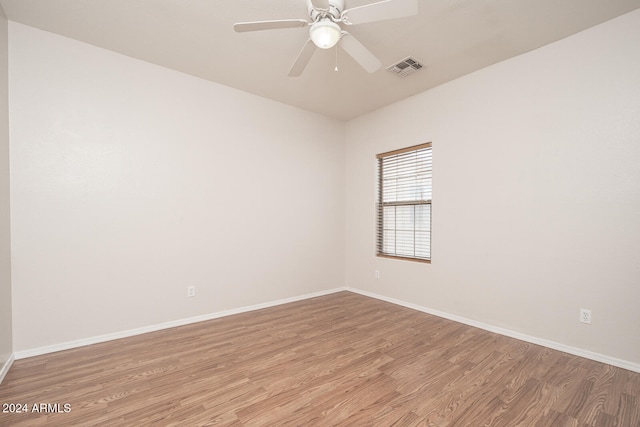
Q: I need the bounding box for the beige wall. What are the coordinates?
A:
[0,6,12,376]
[9,22,345,352]
[345,10,640,365]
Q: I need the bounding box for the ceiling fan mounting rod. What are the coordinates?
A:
[309,0,345,22]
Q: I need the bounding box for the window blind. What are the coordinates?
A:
[376,143,432,262]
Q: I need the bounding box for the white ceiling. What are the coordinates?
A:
[2,0,639,120]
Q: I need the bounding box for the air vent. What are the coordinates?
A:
[387,57,424,77]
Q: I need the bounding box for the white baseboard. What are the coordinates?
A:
[0,353,15,384]
[14,286,638,374]
[347,287,640,374]
[14,287,348,360]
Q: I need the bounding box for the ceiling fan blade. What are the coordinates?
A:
[339,33,381,73]
[342,0,418,25]
[288,39,317,77]
[234,19,308,33]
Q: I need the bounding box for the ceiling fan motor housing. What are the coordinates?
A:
[309,0,345,22]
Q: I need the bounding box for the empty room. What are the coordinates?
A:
[1,0,639,425]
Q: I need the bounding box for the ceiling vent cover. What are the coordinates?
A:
[387,57,424,77]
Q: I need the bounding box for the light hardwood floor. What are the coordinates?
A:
[1,292,639,426]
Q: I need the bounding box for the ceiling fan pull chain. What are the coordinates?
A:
[335,45,339,72]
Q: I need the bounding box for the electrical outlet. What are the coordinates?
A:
[579,308,591,324]
[375,270,380,279]
[187,286,196,297]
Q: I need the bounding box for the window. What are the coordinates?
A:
[376,143,432,263]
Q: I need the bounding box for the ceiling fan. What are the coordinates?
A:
[234,0,418,76]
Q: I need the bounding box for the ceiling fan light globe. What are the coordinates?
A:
[310,20,341,49]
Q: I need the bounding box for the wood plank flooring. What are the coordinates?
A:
[1,291,639,426]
